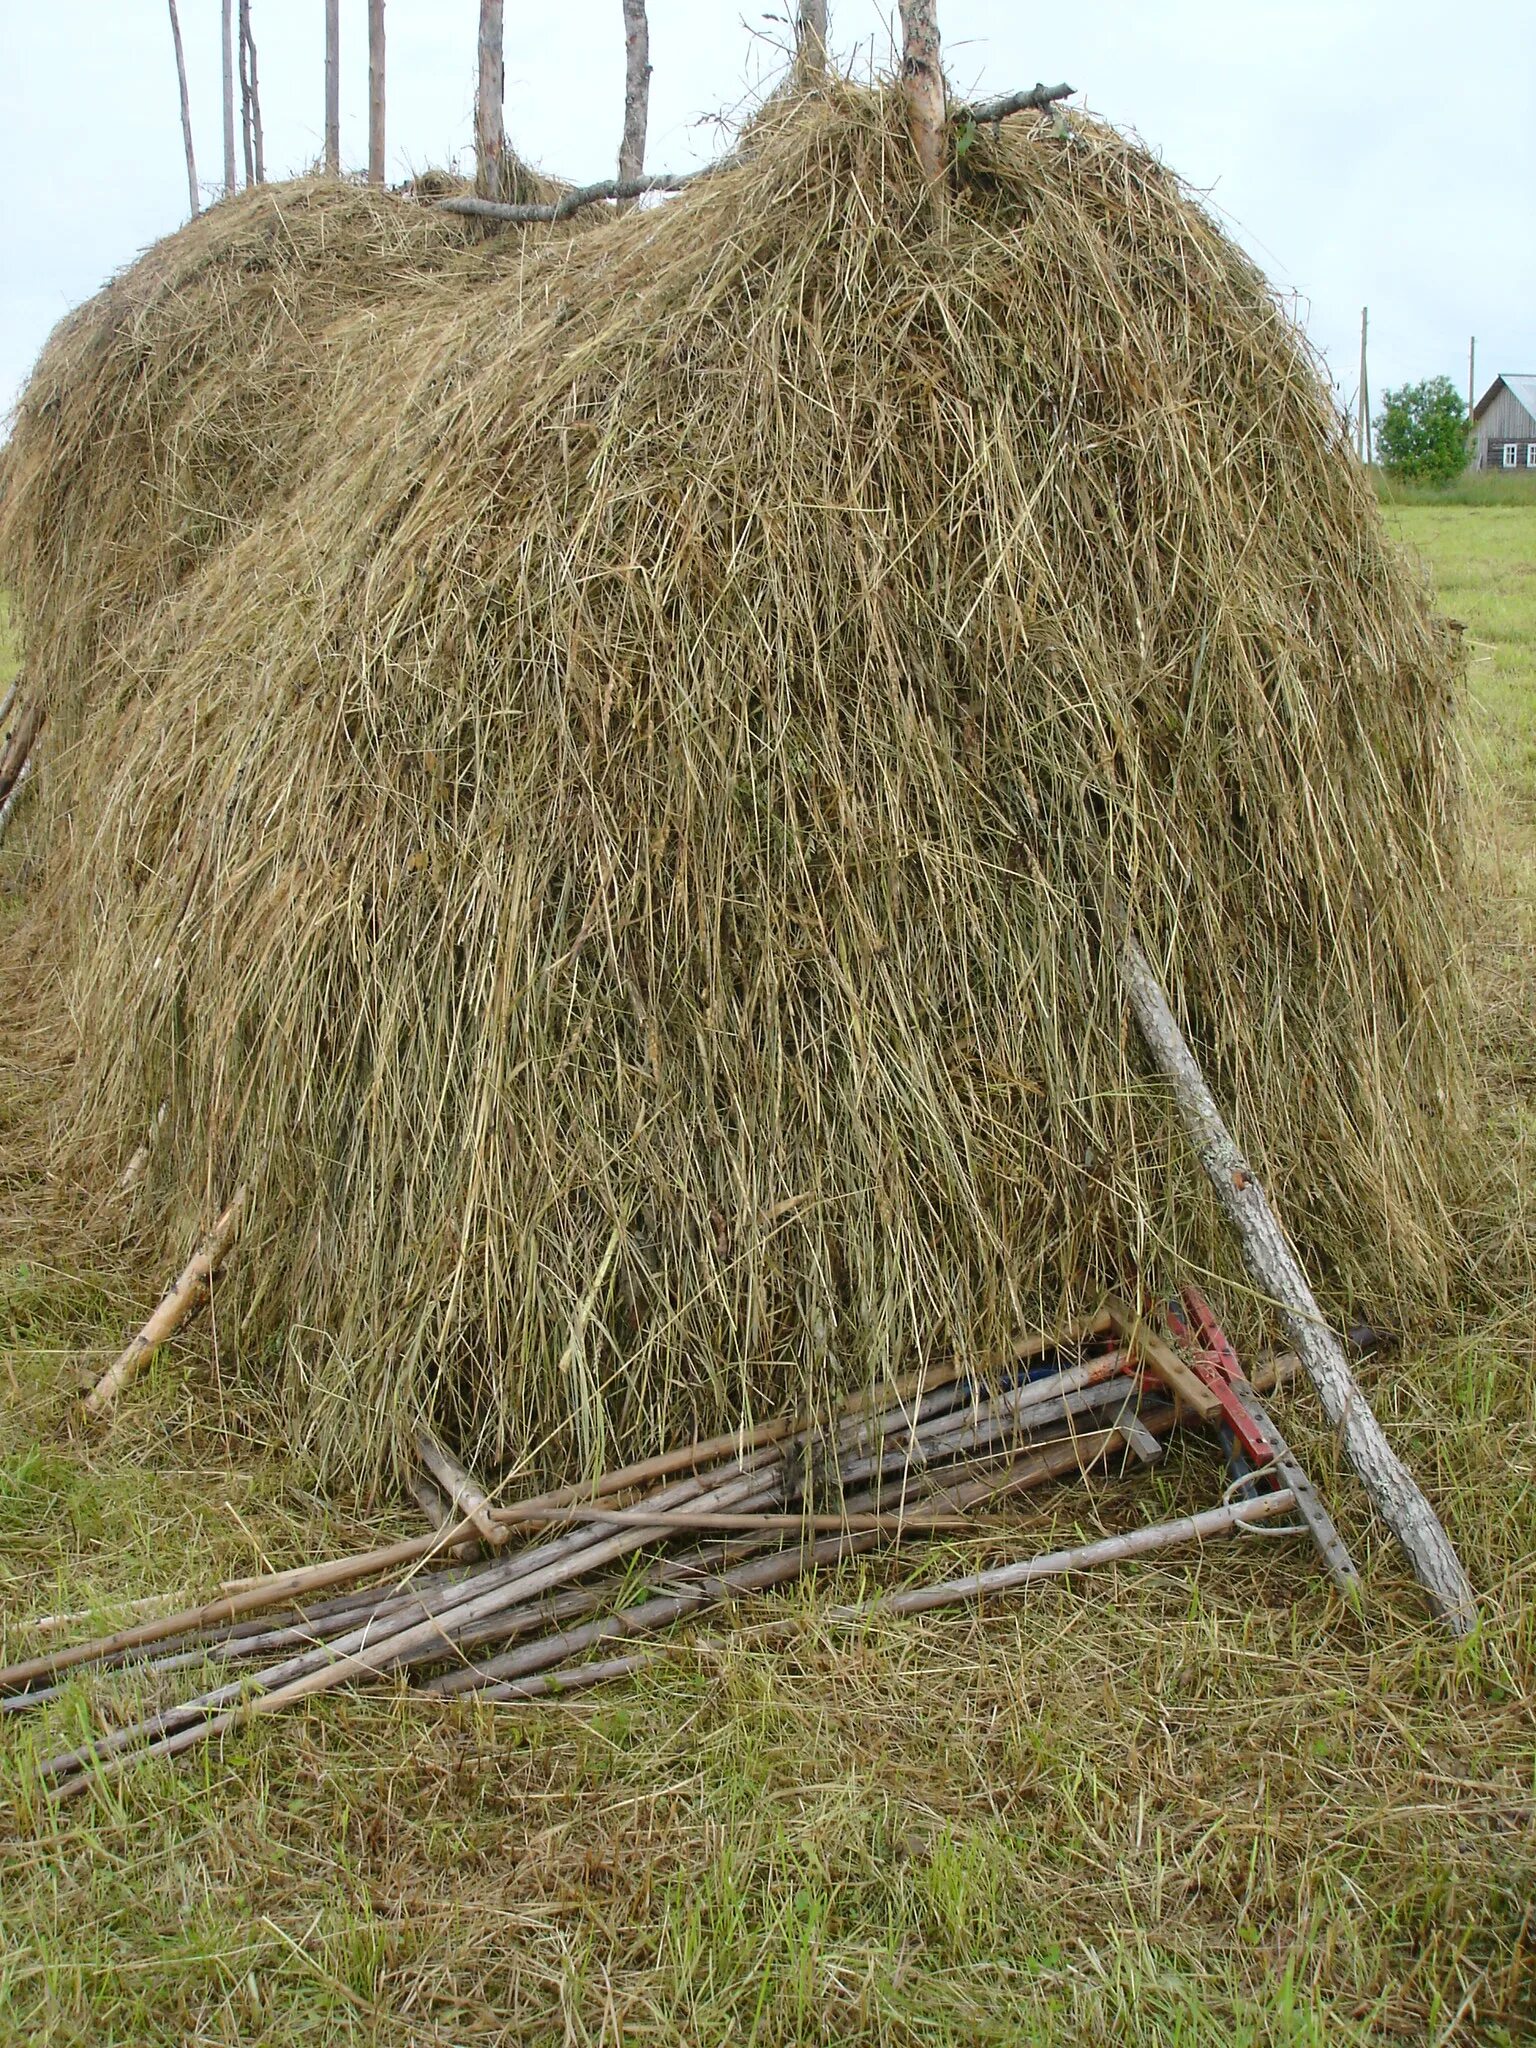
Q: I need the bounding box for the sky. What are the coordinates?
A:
[1,0,1532,429]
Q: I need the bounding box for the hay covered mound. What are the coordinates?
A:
[15,85,1468,1486]
[0,176,482,756]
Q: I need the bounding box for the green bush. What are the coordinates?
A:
[1375,375,1470,486]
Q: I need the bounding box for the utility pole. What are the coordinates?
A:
[1357,307,1372,465]
[368,0,386,186]
[324,0,340,175]
[1468,335,1476,417]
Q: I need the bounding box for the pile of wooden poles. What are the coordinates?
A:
[0,683,40,847]
[3,1309,1303,1800]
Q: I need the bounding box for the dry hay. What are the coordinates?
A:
[1,84,1470,1490]
[0,163,557,764]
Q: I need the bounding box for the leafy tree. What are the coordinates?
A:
[1374,376,1469,485]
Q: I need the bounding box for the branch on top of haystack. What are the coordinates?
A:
[962,81,1073,125]
[435,81,1078,229]
[438,170,699,224]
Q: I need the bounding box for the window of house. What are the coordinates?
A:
[1527,444,1536,468]
[1503,443,1519,467]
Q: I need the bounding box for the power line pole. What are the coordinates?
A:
[1357,307,1371,465]
[1468,335,1476,417]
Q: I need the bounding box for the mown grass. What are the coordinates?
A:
[2,511,1536,2043]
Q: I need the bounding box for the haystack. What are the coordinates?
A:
[1,85,1468,1490]
[0,170,554,759]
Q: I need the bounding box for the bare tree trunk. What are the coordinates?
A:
[897,0,945,184]
[618,0,650,200]
[324,0,340,175]
[367,0,386,186]
[221,0,237,192]
[796,0,828,72]
[237,1,255,186]
[243,1,265,180]
[475,0,506,200]
[166,0,200,217]
[1119,935,1477,1636]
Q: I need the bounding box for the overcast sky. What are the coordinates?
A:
[1,1,1532,428]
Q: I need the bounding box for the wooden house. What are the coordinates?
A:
[1473,375,1536,471]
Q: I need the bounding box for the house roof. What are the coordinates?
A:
[1473,373,1536,425]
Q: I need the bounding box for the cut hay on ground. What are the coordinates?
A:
[0,83,1470,1491]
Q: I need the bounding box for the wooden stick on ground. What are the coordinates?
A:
[416,1432,501,1547]
[1120,933,1476,1636]
[83,1187,248,1419]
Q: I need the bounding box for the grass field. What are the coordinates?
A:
[2,507,1535,2045]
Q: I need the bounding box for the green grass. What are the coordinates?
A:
[1377,470,1536,510]
[3,511,1536,2043]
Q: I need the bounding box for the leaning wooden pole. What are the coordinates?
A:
[237,1,255,186]
[84,1189,248,1419]
[166,0,200,217]
[617,0,650,203]
[897,0,945,185]
[1119,935,1475,1635]
[367,0,385,186]
[242,0,265,182]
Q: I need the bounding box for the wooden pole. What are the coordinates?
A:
[324,0,340,175]
[367,0,385,186]
[221,0,237,192]
[796,0,828,72]
[237,2,255,186]
[166,0,200,217]
[475,0,505,200]
[83,1189,248,1419]
[1119,935,1476,1635]
[1357,306,1372,465]
[242,0,265,181]
[618,0,650,202]
[897,0,945,185]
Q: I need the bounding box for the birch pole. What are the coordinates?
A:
[897,0,945,185]
[618,0,650,203]
[237,4,255,185]
[1119,936,1476,1636]
[367,0,386,186]
[242,0,265,181]
[166,0,200,217]
[221,0,237,192]
[324,0,340,175]
[797,0,828,73]
[475,0,506,200]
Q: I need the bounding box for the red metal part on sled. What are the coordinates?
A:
[1164,1286,1274,1469]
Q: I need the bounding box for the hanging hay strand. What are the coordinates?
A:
[1,84,1468,1490]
